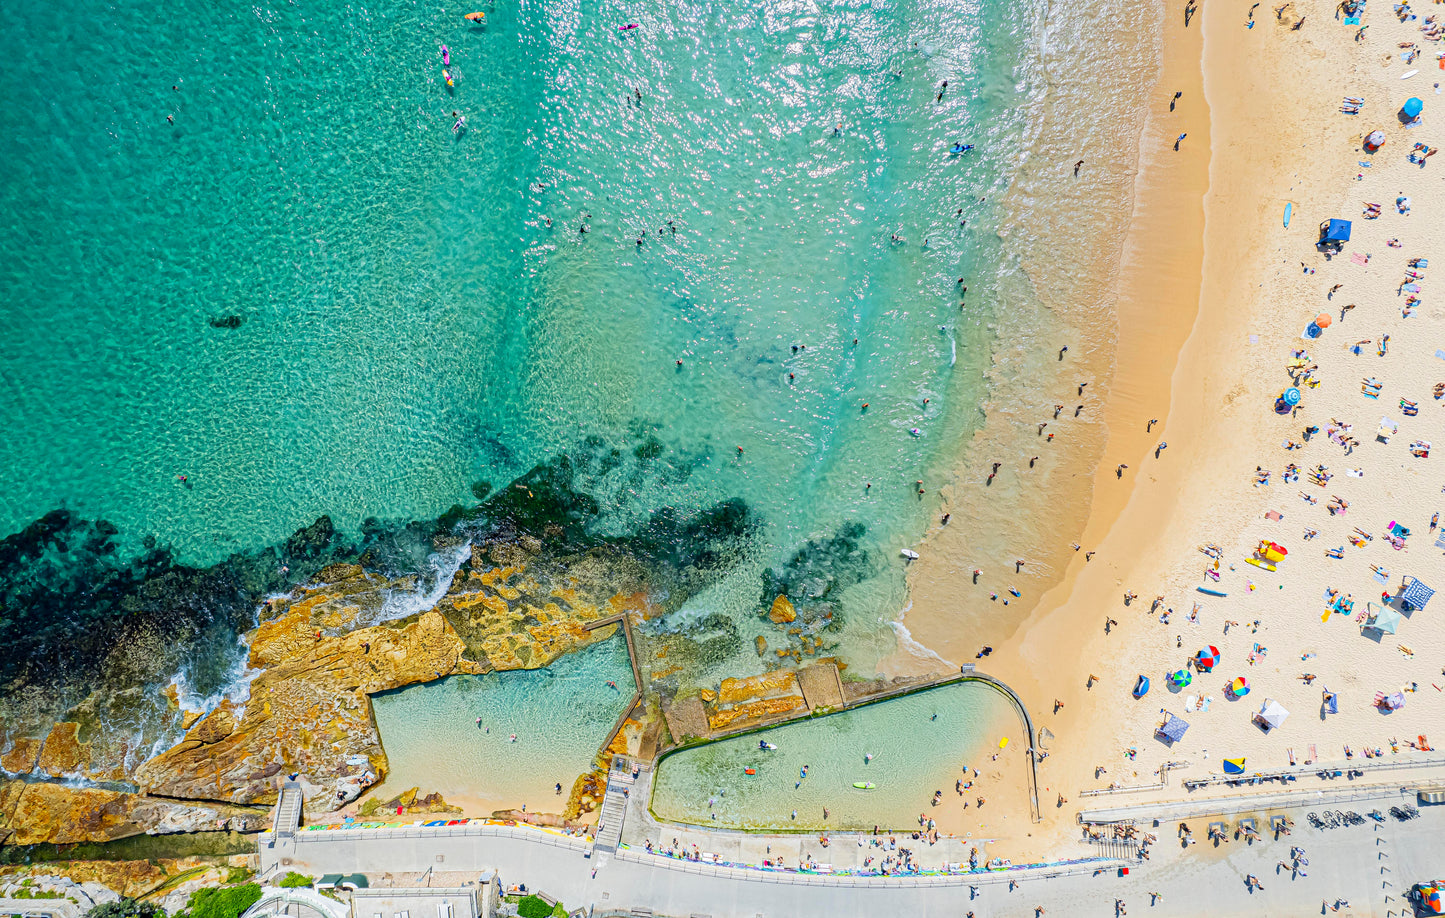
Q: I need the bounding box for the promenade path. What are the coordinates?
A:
[262,783,1445,916]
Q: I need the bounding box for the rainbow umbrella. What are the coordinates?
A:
[1169,669,1192,688]
[1195,646,1221,672]
[1229,676,1251,697]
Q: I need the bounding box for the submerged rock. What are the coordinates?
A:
[768,595,796,624]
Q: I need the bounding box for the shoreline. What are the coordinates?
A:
[890,0,1207,680]
[887,0,1216,855]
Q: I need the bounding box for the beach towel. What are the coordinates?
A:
[1351,252,1370,265]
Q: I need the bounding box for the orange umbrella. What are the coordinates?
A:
[1314,313,1332,328]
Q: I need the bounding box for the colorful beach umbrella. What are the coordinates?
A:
[1195,646,1221,671]
[1170,669,1192,688]
[1230,676,1251,697]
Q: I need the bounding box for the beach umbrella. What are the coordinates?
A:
[1282,387,1302,406]
[1367,606,1402,634]
[1402,97,1424,119]
[1170,669,1192,688]
[1314,313,1332,329]
[1195,646,1221,671]
[1364,130,1385,151]
[1229,676,1250,697]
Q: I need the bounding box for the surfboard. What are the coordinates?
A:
[1283,202,1293,227]
[1197,586,1228,597]
[853,782,876,789]
[1245,558,1276,572]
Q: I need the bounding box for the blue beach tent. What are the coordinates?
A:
[1321,219,1352,243]
[1400,576,1434,610]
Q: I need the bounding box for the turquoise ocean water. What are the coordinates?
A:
[0,0,1095,780]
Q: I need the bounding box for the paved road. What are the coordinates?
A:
[267,798,1445,916]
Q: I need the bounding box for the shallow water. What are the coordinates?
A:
[0,0,1061,683]
[369,635,636,810]
[650,680,1017,831]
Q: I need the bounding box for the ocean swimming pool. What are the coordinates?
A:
[650,679,1021,832]
[370,634,635,812]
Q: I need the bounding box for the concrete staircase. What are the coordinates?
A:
[593,763,637,854]
[274,781,303,838]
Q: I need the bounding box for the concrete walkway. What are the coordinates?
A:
[263,790,1445,916]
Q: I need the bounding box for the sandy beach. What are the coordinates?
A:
[891,0,1445,863]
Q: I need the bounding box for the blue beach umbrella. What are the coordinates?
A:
[1282,387,1301,406]
[1402,97,1424,119]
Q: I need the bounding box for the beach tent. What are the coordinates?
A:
[1366,606,1403,634]
[1195,646,1221,672]
[1157,712,1190,743]
[1321,218,1353,243]
[1401,576,1434,610]
[1402,97,1424,119]
[1222,758,1246,775]
[1255,699,1289,731]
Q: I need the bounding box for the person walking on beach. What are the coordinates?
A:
[1074,159,1084,176]
[1155,441,1168,457]
[1174,133,1187,151]
[1170,91,1182,111]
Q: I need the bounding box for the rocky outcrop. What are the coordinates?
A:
[0,781,249,846]
[133,566,484,809]
[704,669,807,732]
[0,862,164,901]
[37,723,85,776]
[1,738,41,774]
[0,875,121,911]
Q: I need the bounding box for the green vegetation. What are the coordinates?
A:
[276,874,311,889]
[223,868,254,886]
[85,900,167,918]
[174,884,262,918]
[514,896,564,918]
[9,889,66,900]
